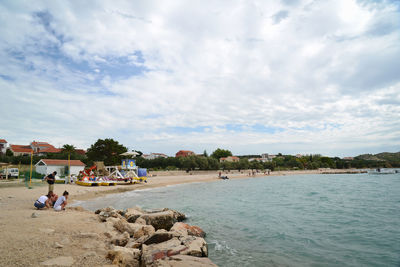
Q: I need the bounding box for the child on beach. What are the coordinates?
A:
[34,191,53,209]
[53,191,68,211]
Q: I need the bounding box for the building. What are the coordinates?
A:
[9,144,33,156]
[30,141,61,155]
[35,159,85,176]
[75,149,86,155]
[261,153,276,162]
[9,141,61,156]
[0,139,7,154]
[342,157,354,160]
[248,157,263,162]
[175,150,195,157]
[220,156,240,163]
[142,153,169,160]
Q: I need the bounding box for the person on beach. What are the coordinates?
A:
[53,190,68,211]
[34,191,53,209]
[44,171,57,193]
[50,193,58,207]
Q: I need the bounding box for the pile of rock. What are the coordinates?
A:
[95,206,217,267]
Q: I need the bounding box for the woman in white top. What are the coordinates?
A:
[34,191,52,209]
[54,190,69,211]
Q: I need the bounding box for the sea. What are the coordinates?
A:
[75,173,400,267]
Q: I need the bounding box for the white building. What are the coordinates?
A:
[0,139,7,154]
[261,153,276,162]
[142,153,169,160]
[35,159,85,176]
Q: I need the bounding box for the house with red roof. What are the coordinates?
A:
[35,159,85,176]
[9,144,33,156]
[0,139,7,154]
[30,141,61,155]
[175,150,195,157]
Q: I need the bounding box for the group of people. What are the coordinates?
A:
[33,171,69,211]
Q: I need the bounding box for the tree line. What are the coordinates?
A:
[1,138,399,170]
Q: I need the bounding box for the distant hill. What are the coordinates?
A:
[355,152,400,162]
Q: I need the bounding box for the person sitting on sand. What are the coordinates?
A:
[34,191,52,209]
[53,191,69,211]
[50,193,58,207]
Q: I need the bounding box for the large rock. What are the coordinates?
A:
[179,236,208,257]
[106,246,141,267]
[141,238,187,266]
[97,207,123,222]
[141,235,208,265]
[125,207,145,223]
[112,219,155,238]
[110,231,130,247]
[133,224,155,239]
[154,255,218,267]
[143,230,174,245]
[139,210,178,231]
[170,222,206,238]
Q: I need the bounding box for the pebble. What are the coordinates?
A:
[31,212,38,218]
[55,242,64,248]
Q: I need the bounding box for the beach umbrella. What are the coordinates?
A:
[120,151,140,158]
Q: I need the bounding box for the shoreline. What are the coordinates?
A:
[0,169,363,266]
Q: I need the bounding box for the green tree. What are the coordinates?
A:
[196,156,209,170]
[6,148,13,157]
[203,150,208,157]
[86,138,127,166]
[238,158,249,171]
[211,148,232,159]
[179,156,197,171]
[62,144,76,154]
[207,157,220,170]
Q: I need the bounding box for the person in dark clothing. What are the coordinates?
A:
[44,171,57,193]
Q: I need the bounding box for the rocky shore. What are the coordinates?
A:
[96,206,217,267]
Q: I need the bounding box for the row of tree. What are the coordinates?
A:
[0,138,398,170]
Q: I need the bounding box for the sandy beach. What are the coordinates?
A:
[0,169,362,266]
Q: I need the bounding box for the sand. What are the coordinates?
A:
[0,169,361,266]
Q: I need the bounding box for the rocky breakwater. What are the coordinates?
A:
[95,206,217,267]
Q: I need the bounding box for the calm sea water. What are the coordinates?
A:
[76,173,400,267]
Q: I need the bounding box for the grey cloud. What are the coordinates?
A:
[271,10,289,24]
[281,0,300,6]
[330,50,400,93]
[366,18,400,37]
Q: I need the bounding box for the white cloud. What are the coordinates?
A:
[0,0,399,157]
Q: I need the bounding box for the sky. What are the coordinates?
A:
[1,0,400,157]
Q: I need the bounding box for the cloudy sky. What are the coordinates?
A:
[1,0,399,157]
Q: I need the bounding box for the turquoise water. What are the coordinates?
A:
[77,174,400,266]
